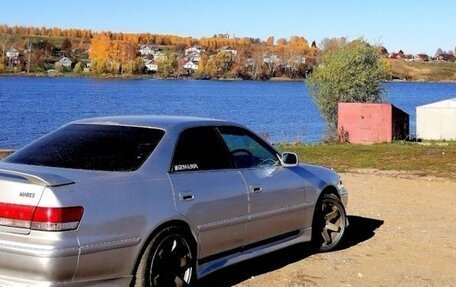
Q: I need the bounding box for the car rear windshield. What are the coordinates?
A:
[5,124,164,171]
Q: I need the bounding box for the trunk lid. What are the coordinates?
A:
[0,168,74,234]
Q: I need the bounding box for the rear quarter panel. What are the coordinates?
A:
[41,171,177,282]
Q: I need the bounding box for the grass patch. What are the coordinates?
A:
[277,142,456,180]
[386,59,456,81]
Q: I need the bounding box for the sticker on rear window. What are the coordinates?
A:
[174,164,199,171]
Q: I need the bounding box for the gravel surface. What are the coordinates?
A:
[198,172,456,287]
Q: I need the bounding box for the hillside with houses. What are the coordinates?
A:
[1,24,456,81]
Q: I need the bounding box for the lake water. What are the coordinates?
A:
[0,77,455,148]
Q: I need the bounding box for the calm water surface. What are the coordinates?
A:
[0,77,455,148]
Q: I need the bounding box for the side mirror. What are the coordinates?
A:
[281,152,299,167]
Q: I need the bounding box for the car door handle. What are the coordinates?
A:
[179,191,195,201]
[249,185,263,193]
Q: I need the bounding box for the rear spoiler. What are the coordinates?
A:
[0,168,75,187]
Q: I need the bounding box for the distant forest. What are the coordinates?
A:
[0,24,317,79]
[1,24,455,81]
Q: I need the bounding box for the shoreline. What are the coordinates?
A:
[1,73,455,83]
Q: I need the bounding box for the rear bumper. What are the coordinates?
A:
[0,233,140,286]
[0,237,80,286]
[0,276,132,287]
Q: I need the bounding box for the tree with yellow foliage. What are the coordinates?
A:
[89,34,111,74]
[89,34,141,75]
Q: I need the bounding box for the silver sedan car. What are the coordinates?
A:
[0,116,348,287]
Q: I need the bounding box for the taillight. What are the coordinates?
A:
[0,203,83,231]
[0,203,34,229]
[31,206,84,231]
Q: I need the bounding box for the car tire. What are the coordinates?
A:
[134,226,195,287]
[312,193,347,252]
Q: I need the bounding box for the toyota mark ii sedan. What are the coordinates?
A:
[0,116,348,287]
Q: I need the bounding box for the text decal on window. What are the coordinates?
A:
[174,164,199,171]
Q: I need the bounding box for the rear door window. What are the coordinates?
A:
[172,127,233,172]
[5,124,164,171]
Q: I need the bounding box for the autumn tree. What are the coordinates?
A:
[232,47,248,78]
[0,34,11,61]
[193,53,209,79]
[251,45,269,80]
[89,34,111,73]
[203,51,234,78]
[0,54,4,72]
[61,38,72,55]
[320,37,347,53]
[266,36,274,46]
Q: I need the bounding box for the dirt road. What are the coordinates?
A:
[198,172,456,287]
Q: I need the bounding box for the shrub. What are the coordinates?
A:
[307,40,387,132]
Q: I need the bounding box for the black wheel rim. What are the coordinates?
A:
[149,234,193,287]
[320,199,345,247]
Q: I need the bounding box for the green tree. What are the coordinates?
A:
[73,61,83,73]
[307,40,387,131]
[156,52,177,78]
[203,51,233,78]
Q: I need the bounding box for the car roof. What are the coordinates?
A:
[70,115,236,131]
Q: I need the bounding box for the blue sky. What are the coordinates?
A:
[0,0,454,55]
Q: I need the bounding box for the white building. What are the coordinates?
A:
[6,47,19,59]
[416,98,456,140]
[55,56,72,68]
[263,54,280,64]
[144,59,158,72]
[185,46,203,56]
[183,61,198,71]
[6,47,20,66]
[139,45,154,56]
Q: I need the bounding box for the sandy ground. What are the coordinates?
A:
[198,172,456,287]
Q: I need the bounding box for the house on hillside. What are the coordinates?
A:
[184,46,203,63]
[6,47,19,58]
[144,59,158,72]
[263,54,280,64]
[139,45,163,59]
[389,51,405,60]
[414,53,430,62]
[183,60,198,72]
[55,56,72,68]
[6,47,20,66]
[186,53,201,62]
[139,45,154,56]
[436,53,456,62]
[185,46,203,56]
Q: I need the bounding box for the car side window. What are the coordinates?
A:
[218,126,280,169]
[172,127,233,172]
